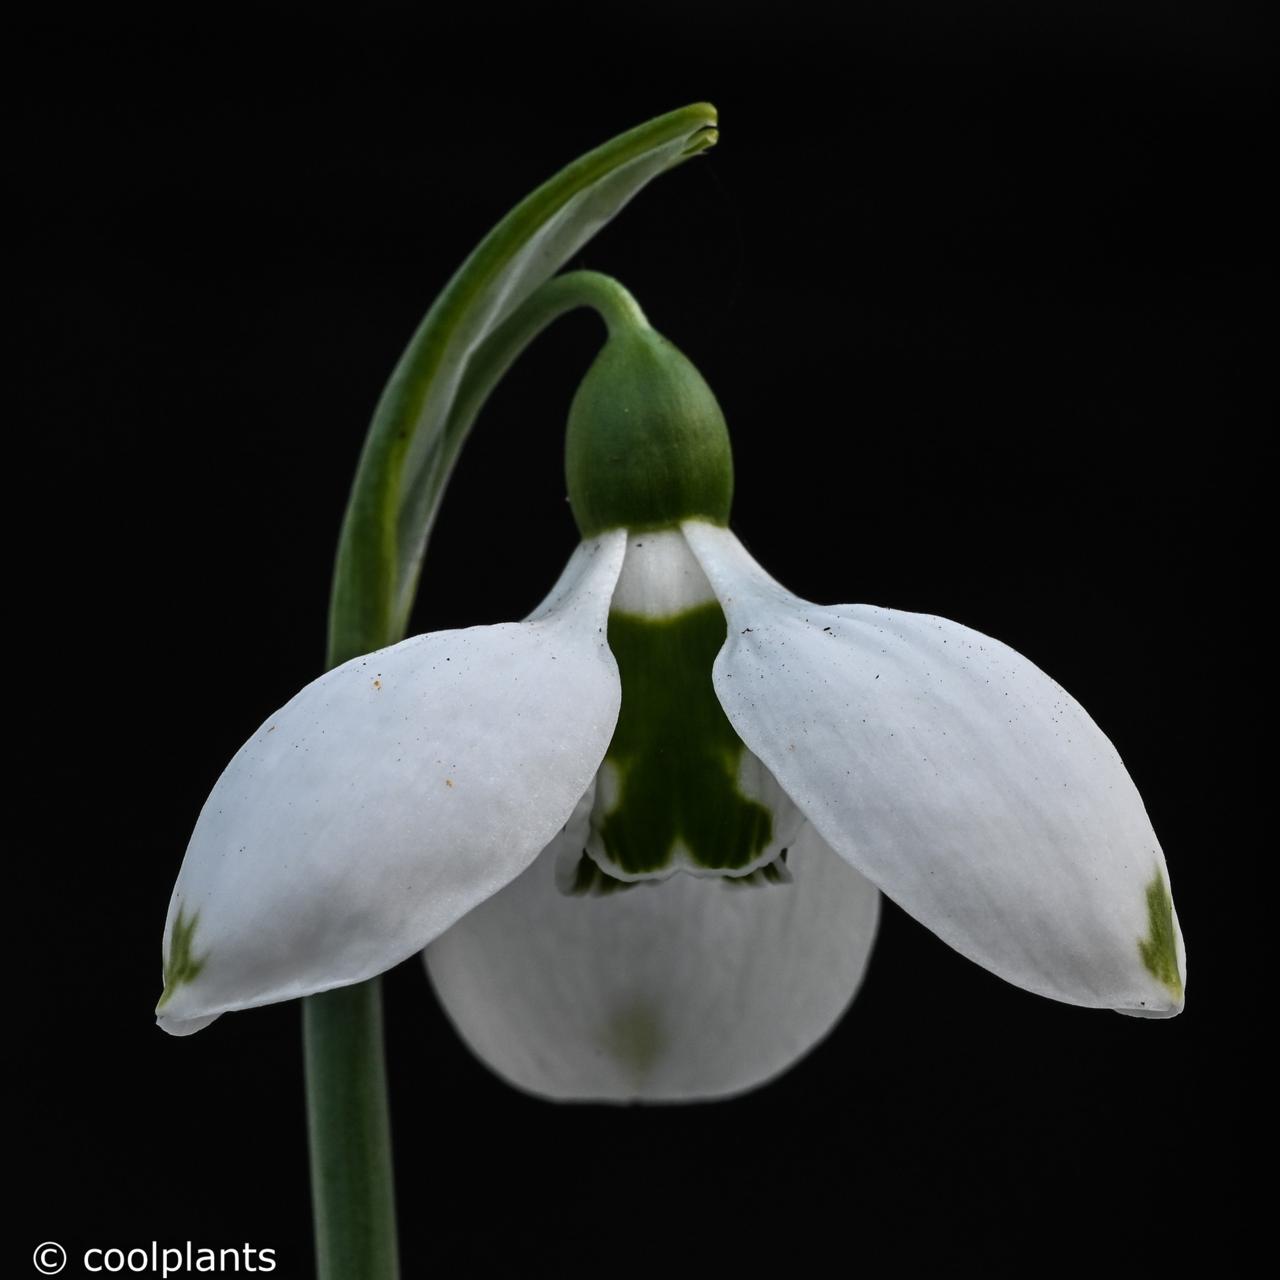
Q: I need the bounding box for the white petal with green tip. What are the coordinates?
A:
[426,806,880,1102]
[156,532,626,1035]
[682,520,1185,1017]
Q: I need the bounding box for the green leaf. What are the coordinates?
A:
[327,103,719,667]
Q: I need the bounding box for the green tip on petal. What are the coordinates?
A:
[158,907,206,1010]
[1138,870,1183,1001]
[601,999,668,1082]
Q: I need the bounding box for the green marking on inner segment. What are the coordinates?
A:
[596,602,773,876]
[569,854,638,895]
[1138,870,1183,1000]
[157,907,206,1009]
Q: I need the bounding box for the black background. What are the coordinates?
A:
[21,3,1262,1273]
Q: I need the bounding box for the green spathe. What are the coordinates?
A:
[592,603,773,877]
[328,103,717,666]
[566,326,734,537]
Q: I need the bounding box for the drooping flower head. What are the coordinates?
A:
[157,105,1183,1103]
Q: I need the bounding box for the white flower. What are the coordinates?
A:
[158,512,1185,1101]
[156,98,1184,1101]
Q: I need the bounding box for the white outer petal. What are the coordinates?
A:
[157,532,627,1034]
[426,809,880,1103]
[682,520,1184,1017]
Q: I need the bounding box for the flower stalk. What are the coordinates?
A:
[303,982,399,1280]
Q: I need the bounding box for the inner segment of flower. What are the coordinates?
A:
[564,532,802,894]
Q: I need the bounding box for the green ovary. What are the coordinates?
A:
[592,602,774,877]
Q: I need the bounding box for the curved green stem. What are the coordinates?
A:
[325,103,714,668]
[445,271,647,456]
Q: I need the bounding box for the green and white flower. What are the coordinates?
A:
[156,103,1183,1106]
[158,320,1184,1103]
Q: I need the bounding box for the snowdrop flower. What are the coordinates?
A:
[158,313,1185,1103]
